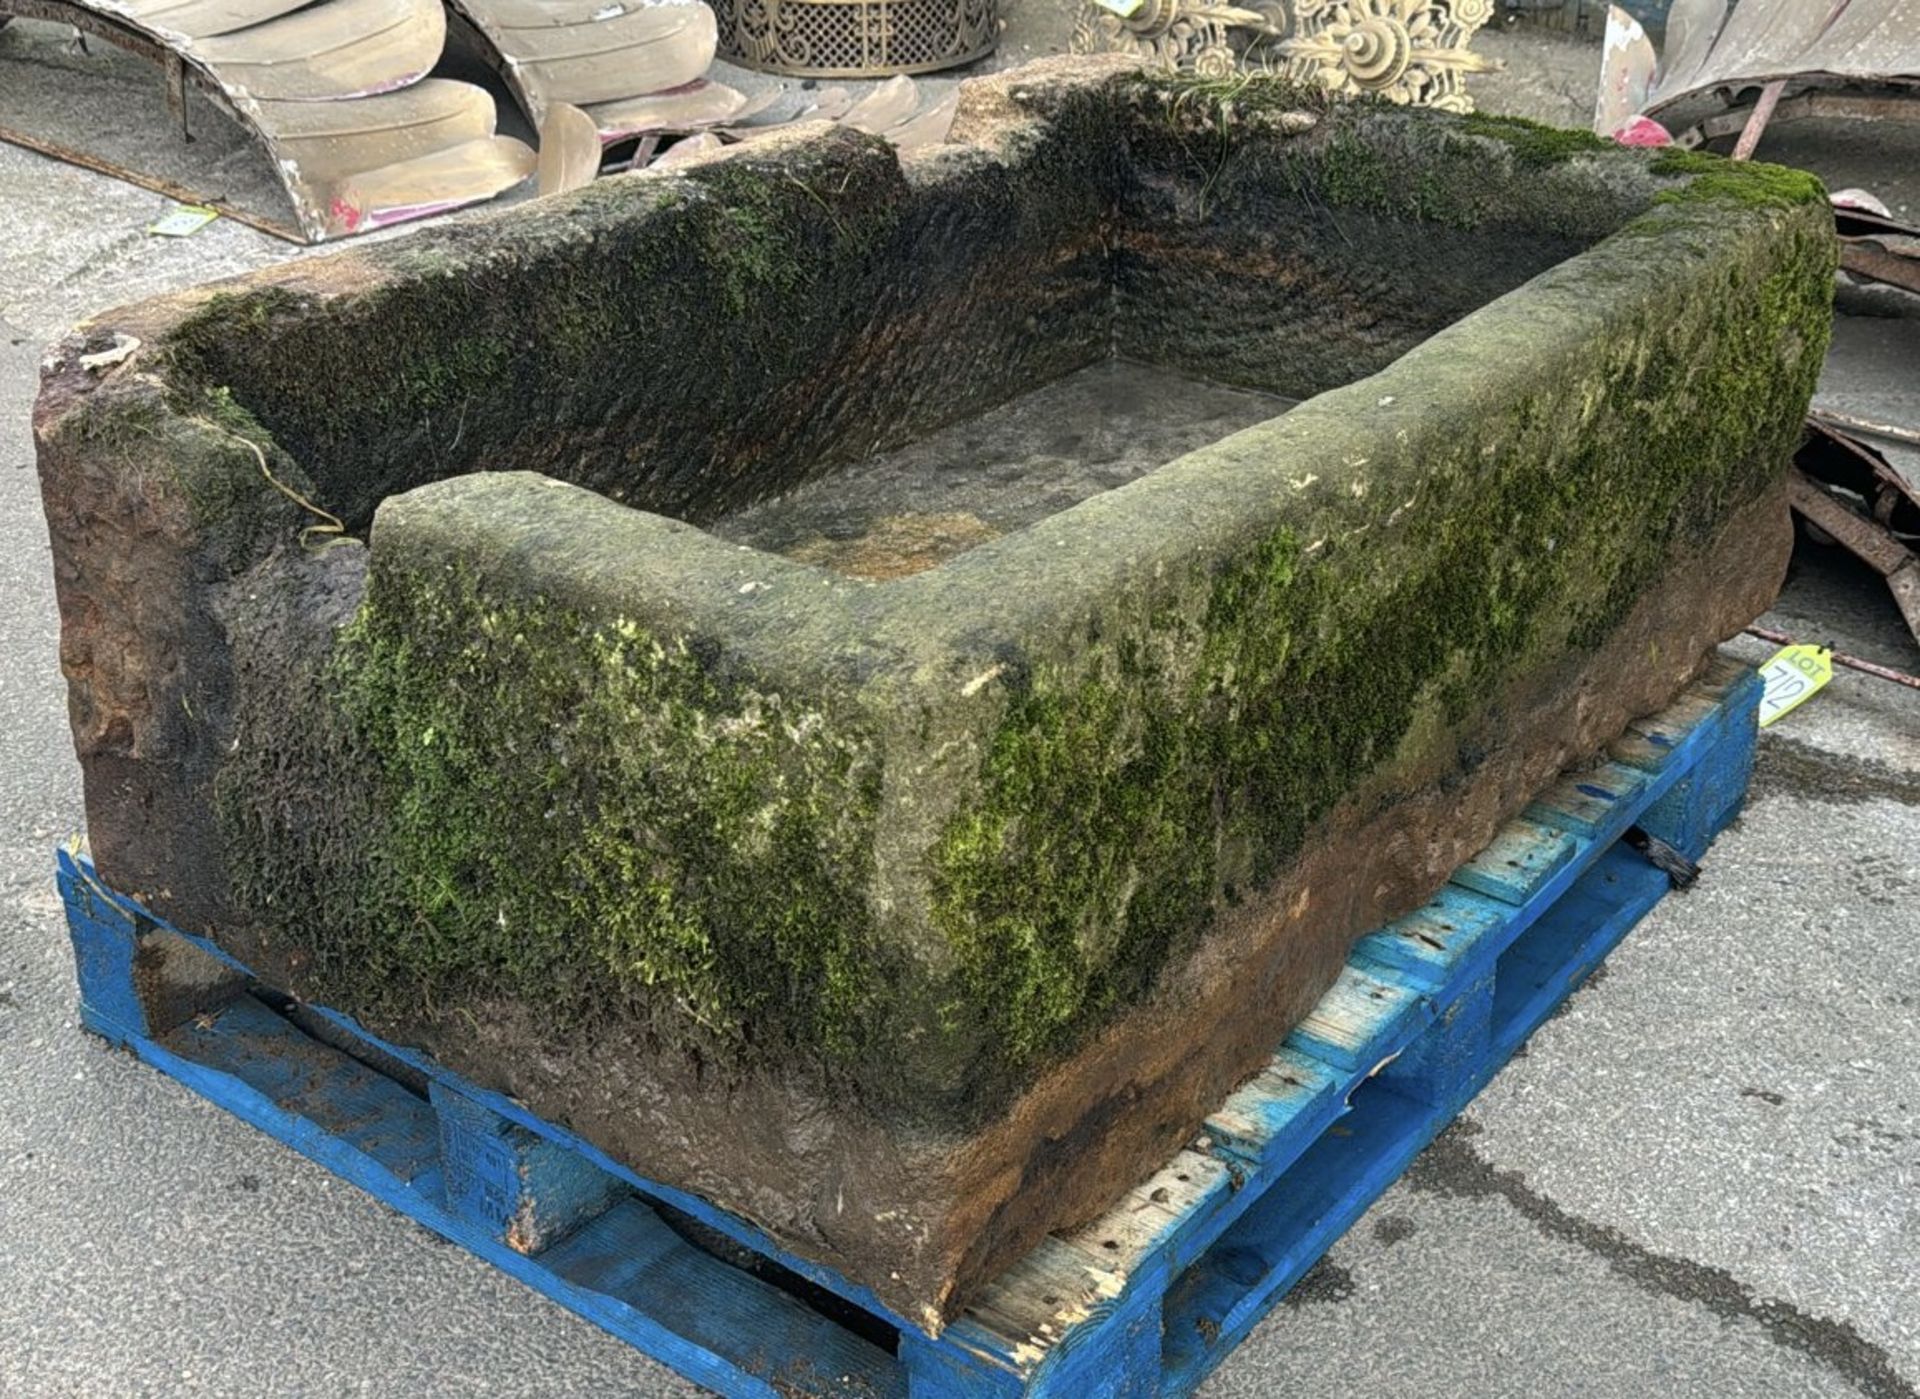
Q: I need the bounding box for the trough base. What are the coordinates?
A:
[222,479,1786,1330]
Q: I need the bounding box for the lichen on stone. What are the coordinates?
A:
[225,560,887,1059]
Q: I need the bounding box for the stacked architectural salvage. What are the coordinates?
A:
[3,0,960,235]
[78,0,532,237]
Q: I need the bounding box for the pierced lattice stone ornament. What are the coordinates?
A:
[713,0,997,77]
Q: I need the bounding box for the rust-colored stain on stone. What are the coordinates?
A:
[786,511,1001,579]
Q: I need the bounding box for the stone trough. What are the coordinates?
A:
[34,56,1833,1333]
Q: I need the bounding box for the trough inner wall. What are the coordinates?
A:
[157,106,1637,546]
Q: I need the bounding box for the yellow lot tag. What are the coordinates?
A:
[149,205,220,238]
[1757,643,1832,727]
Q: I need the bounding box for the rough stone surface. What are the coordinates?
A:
[32,58,1834,1326]
[710,360,1297,577]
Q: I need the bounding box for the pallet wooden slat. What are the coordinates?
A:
[1450,815,1579,905]
[1355,884,1512,985]
[1287,956,1432,1070]
[52,664,1763,1399]
[1629,690,1720,745]
[1058,1148,1235,1276]
[1526,759,1651,837]
[1609,727,1685,773]
[1202,1047,1342,1163]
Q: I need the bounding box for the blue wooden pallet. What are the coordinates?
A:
[57,661,1761,1399]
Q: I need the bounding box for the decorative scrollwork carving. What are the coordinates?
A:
[1278,0,1496,112]
[1071,0,1494,111]
[1069,0,1287,77]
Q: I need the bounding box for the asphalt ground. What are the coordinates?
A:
[2,43,1916,1398]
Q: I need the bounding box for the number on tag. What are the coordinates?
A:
[1757,643,1832,728]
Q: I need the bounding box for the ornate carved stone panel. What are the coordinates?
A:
[1070,0,1496,111]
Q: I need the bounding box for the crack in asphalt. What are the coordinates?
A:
[1406,1122,1917,1399]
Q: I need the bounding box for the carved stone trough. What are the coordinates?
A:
[34,56,1832,1331]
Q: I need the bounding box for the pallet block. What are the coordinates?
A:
[56,661,1761,1398]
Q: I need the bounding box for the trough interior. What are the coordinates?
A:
[156,110,1622,553]
[709,361,1299,578]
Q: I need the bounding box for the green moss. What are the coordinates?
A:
[1452,113,1611,168]
[1313,133,1399,211]
[170,288,292,344]
[222,566,886,1060]
[1125,80,1643,237]
[55,379,325,575]
[930,203,1834,1073]
[184,72,1833,1095]
[931,659,1215,1064]
[1649,147,1828,209]
[152,141,907,532]
[1132,72,1339,123]
[693,160,875,318]
[161,277,526,476]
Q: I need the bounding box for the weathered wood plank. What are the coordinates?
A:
[1287,957,1430,1070]
[1608,726,1684,773]
[1527,760,1651,838]
[1356,884,1513,985]
[1203,1047,1342,1162]
[1450,816,1579,905]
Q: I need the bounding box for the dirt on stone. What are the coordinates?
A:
[788,512,1001,579]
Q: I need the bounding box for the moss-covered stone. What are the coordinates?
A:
[931,185,1831,1071]
[309,567,883,1055]
[154,115,1119,535]
[1451,111,1613,167]
[1648,144,1829,209]
[35,55,1834,1324]
[1124,74,1651,237]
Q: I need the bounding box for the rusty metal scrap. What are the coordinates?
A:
[1841,244,1920,298]
[1746,625,1920,691]
[1788,460,1920,649]
[1597,1,1920,147]
[1652,0,1920,116]
[1812,409,1920,452]
[1594,3,1920,300]
[1826,200,1920,299]
[1688,89,1920,145]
